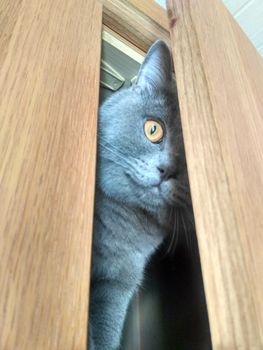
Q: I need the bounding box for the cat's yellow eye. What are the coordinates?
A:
[144,120,164,143]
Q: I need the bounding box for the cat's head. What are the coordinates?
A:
[97,40,190,212]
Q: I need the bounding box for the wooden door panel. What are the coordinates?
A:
[0,0,102,349]
[167,0,263,348]
[102,0,170,52]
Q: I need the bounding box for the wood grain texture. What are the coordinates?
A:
[126,0,169,31]
[103,25,145,61]
[0,0,23,67]
[102,0,170,52]
[0,0,102,349]
[167,0,263,348]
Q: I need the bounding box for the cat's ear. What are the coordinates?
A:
[135,40,173,90]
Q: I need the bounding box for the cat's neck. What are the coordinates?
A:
[94,187,166,256]
[95,187,173,234]
[96,186,158,220]
[95,186,151,219]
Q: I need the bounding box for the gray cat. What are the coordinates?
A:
[88,40,192,350]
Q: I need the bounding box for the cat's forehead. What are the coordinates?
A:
[142,94,177,121]
[100,86,178,128]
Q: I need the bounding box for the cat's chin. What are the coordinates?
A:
[159,180,189,208]
[135,183,175,210]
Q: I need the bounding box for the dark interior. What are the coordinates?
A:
[121,230,212,350]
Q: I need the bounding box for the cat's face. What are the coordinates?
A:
[97,40,190,212]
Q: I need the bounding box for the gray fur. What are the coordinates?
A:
[89,40,191,350]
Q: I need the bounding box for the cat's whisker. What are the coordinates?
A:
[99,137,151,170]
[174,196,188,209]
[175,189,191,208]
[99,142,130,162]
[166,208,179,255]
[98,138,129,158]
[99,142,159,189]
[188,214,195,230]
[172,209,180,254]
[180,211,192,252]
[98,137,137,161]
[99,143,146,178]
[168,206,174,223]
[100,154,131,172]
[173,210,180,253]
[99,142,138,173]
[175,181,190,192]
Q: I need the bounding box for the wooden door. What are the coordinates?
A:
[167,0,263,348]
[1,0,263,349]
[0,0,102,349]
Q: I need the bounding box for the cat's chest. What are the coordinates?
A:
[92,193,166,282]
[94,200,164,253]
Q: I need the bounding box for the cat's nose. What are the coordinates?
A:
[157,166,177,181]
